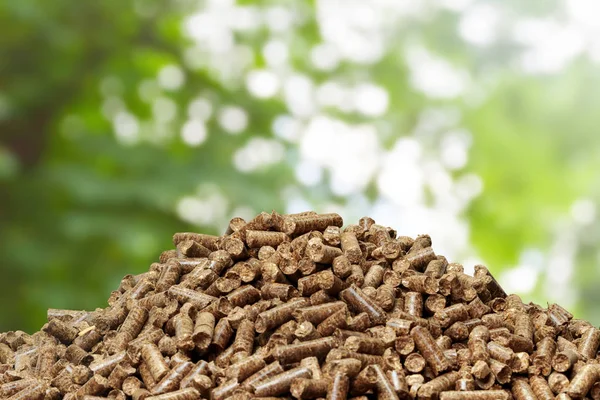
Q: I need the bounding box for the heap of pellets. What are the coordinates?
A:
[1,212,600,400]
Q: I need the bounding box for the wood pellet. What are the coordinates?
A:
[1,211,599,399]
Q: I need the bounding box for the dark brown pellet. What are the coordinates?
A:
[402,274,439,295]
[436,304,470,328]
[297,357,321,381]
[261,283,297,302]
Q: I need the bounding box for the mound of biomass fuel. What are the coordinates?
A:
[0,211,598,400]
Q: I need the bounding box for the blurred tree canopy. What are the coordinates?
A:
[1,0,600,332]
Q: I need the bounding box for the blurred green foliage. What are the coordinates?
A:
[1,0,600,332]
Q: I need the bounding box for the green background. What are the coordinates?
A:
[2,0,600,332]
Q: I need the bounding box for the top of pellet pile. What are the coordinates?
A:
[0,211,599,400]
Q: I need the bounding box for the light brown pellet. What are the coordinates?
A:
[567,364,600,398]
[253,367,312,397]
[440,390,510,400]
[140,343,170,382]
[530,375,556,400]
[412,325,449,376]
[290,378,329,399]
[146,387,200,400]
[340,285,387,325]
[548,371,570,394]
[511,378,537,400]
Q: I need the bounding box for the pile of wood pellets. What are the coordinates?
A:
[1,212,599,400]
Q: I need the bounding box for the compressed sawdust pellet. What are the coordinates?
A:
[2,211,600,399]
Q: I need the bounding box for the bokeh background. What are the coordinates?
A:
[2,0,600,333]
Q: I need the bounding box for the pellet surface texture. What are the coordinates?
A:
[2,210,599,400]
